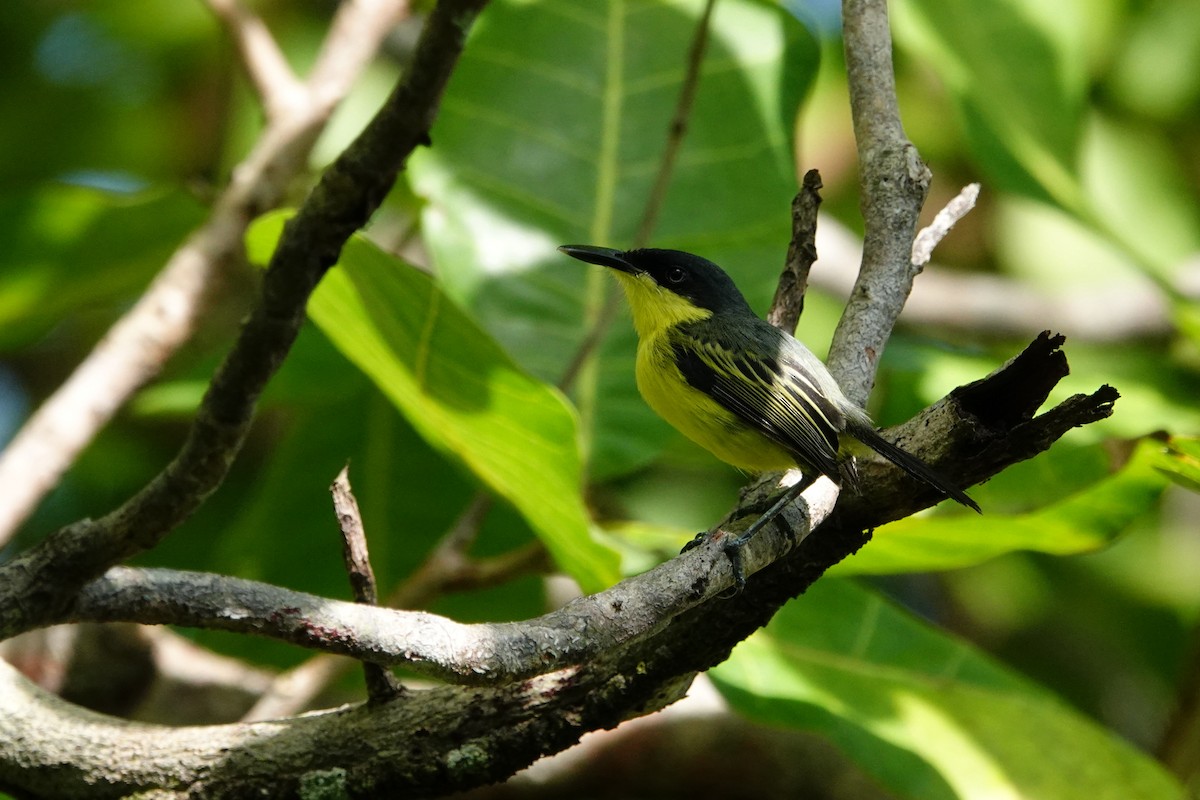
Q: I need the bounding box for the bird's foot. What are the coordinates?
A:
[721,535,749,595]
[681,529,748,595]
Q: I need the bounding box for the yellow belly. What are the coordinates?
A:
[635,336,796,473]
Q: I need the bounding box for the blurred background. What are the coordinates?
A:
[1,0,1198,797]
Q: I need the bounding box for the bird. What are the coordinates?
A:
[558,244,979,584]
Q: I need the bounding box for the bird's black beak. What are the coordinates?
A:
[558,244,640,275]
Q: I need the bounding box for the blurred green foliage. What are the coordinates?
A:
[2,0,1199,796]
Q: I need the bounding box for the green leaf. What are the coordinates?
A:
[410,0,820,478]
[1080,113,1200,280]
[0,184,205,349]
[161,343,548,666]
[304,235,620,592]
[892,0,1088,211]
[1153,436,1200,495]
[830,439,1169,576]
[711,579,1184,800]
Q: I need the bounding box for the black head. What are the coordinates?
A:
[558,245,754,315]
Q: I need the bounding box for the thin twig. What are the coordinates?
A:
[767,169,824,332]
[331,466,402,704]
[631,0,717,248]
[57,346,1115,682]
[0,0,409,548]
[557,0,717,393]
[911,183,980,269]
[246,495,495,720]
[247,498,496,720]
[241,542,550,720]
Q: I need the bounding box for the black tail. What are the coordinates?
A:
[848,423,981,513]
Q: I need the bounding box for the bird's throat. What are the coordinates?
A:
[613,272,711,340]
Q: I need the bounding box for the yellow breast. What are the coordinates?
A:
[633,329,796,474]
[611,270,796,473]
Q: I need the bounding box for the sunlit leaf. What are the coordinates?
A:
[711,579,1184,800]
[831,439,1168,576]
[299,235,619,592]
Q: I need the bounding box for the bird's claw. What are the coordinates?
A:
[721,536,748,596]
[681,529,749,596]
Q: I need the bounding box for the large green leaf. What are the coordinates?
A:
[892,0,1200,307]
[892,0,1088,211]
[830,439,1169,576]
[153,322,550,667]
[301,236,619,592]
[711,579,1183,800]
[410,0,820,478]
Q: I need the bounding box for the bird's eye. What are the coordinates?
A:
[666,267,686,284]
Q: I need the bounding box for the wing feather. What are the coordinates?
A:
[671,325,845,479]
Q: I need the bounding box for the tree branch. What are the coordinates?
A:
[0,1,1124,796]
[18,336,1104,684]
[207,0,305,118]
[911,183,980,269]
[0,333,1115,797]
[828,0,932,403]
[0,0,409,548]
[767,169,824,332]
[331,466,402,703]
[0,0,490,638]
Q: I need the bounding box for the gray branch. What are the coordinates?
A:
[828,0,932,404]
[2,332,1115,798]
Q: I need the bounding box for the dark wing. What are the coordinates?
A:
[671,323,845,479]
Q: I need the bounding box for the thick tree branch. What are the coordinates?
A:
[17,337,1107,685]
[242,494,498,721]
[0,0,409,547]
[0,332,1115,797]
[0,0,490,638]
